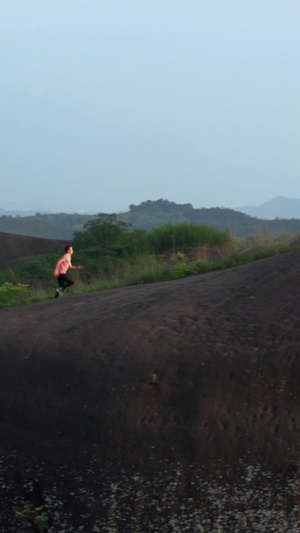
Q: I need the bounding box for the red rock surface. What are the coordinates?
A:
[1,249,300,531]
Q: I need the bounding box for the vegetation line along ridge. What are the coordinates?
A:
[0,209,295,308]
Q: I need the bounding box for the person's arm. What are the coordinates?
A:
[69,264,84,270]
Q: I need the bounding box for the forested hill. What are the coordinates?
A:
[119,200,300,238]
[1,199,300,240]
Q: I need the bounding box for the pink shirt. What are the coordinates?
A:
[56,253,72,275]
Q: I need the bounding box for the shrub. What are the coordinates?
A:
[0,282,29,308]
[147,222,230,253]
[9,254,57,284]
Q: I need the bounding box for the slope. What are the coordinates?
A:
[0,231,66,270]
[1,251,300,531]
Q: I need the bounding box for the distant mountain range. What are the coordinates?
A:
[2,196,300,220]
[0,208,48,217]
[236,196,300,220]
[2,198,300,240]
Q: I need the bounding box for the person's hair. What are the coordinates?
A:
[65,245,72,253]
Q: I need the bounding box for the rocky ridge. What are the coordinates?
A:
[1,250,300,531]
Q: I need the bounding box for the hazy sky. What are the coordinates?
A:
[1,0,300,213]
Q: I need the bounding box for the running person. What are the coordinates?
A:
[54,245,84,298]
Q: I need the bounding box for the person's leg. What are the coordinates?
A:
[55,275,63,298]
[54,274,74,298]
[58,274,74,291]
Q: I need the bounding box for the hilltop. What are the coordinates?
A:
[1,250,300,531]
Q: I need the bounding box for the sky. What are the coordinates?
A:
[1,0,300,214]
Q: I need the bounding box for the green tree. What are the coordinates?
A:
[73,213,131,251]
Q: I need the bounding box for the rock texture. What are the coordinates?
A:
[0,231,65,270]
[1,250,300,531]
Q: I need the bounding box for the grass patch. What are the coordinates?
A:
[0,282,29,308]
